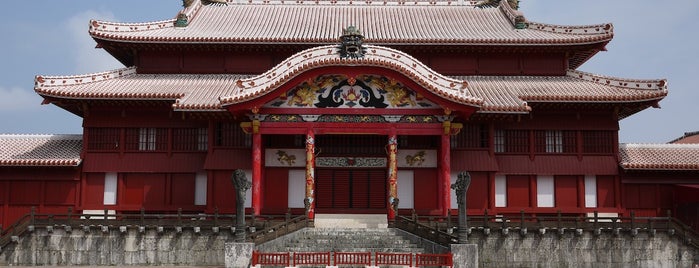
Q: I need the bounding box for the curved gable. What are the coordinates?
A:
[219,45,482,115]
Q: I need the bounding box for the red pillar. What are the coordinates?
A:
[387,133,398,221]
[441,132,452,217]
[305,130,316,220]
[251,120,262,217]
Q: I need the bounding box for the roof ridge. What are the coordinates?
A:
[224,0,484,6]
[668,130,699,143]
[0,134,83,139]
[89,18,176,33]
[88,0,202,34]
[35,67,137,88]
[527,20,613,36]
[620,143,699,149]
[88,0,614,45]
[34,67,186,101]
[567,69,667,91]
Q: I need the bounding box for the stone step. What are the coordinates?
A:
[314,214,388,228]
[284,247,425,253]
[256,226,427,254]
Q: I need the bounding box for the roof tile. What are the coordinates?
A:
[619,143,699,171]
[88,0,612,46]
[35,65,667,114]
[0,135,82,167]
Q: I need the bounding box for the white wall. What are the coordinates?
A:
[584,175,597,208]
[194,172,207,206]
[103,173,117,205]
[397,170,414,209]
[288,169,306,208]
[495,175,507,207]
[536,175,554,207]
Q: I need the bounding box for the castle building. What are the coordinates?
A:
[1,0,697,233]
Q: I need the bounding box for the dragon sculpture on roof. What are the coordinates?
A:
[183,0,228,8]
[476,0,519,9]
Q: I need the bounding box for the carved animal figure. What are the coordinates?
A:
[276,150,296,166]
[405,151,426,166]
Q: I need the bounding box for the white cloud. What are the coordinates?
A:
[66,10,124,74]
[0,86,42,111]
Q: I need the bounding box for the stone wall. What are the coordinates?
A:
[463,229,697,268]
[1,226,697,267]
[0,227,232,266]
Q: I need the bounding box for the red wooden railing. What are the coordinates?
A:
[292,252,331,266]
[334,252,371,266]
[251,251,290,267]
[375,252,413,266]
[416,253,454,267]
[252,251,453,267]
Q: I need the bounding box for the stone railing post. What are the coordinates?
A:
[231,169,252,242]
[451,171,471,243]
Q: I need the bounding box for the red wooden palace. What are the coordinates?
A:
[1,0,698,230]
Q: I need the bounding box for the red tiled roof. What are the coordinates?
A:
[670,131,699,144]
[0,135,82,167]
[619,143,699,171]
[219,45,481,107]
[35,67,251,111]
[456,69,667,113]
[88,0,613,46]
[35,65,666,114]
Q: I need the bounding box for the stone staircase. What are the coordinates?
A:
[256,214,448,254]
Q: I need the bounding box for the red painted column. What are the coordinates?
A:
[441,131,452,217]
[251,120,262,217]
[304,130,316,221]
[387,133,398,221]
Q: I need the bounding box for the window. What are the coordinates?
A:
[87,128,120,151]
[534,130,576,154]
[546,131,563,153]
[494,130,528,153]
[451,124,489,149]
[494,131,505,153]
[215,123,251,148]
[139,128,157,151]
[125,128,167,151]
[173,128,208,151]
[582,131,614,154]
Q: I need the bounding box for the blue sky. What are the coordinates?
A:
[1,1,697,143]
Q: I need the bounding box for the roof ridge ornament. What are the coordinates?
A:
[476,0,518,9]
[174,13,189,27]
[202,0,228,6]
[337,26,366,59]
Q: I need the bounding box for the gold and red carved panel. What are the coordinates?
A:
[397,149,437,168]
[264,74,439,110]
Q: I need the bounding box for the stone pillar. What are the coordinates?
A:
[251,120,262,217]
[441,122,452,217]
[231,169,252,242]
[451,171,471,243]
[304,130,316,221]
[387,134,398,222]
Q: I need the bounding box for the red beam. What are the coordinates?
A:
[258,122,444,135]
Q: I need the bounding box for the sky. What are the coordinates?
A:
[0,1,697,143]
